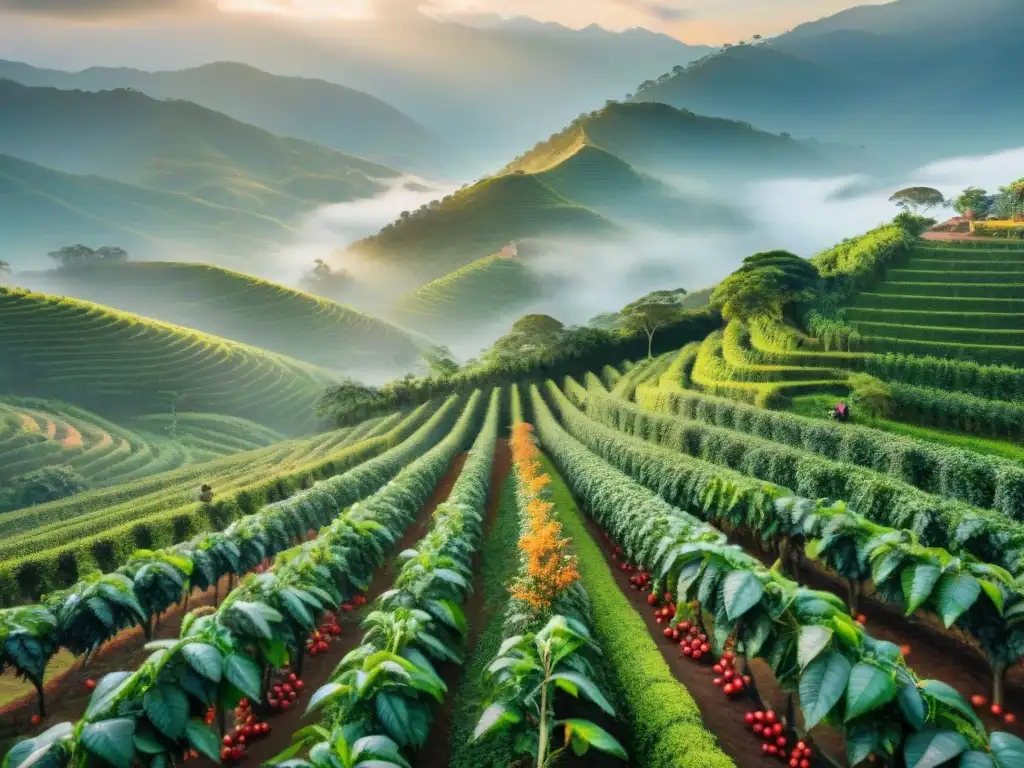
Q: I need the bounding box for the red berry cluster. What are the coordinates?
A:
[267,671,305,711]
[219,699,271,762]
[629,569,652,591]
[743,710,810,765]
[970,693,1017,725]
[711,649,751,697]
[306,607,352,655]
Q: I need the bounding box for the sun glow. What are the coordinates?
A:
[216,0,376,19]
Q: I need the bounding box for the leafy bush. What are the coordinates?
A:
[848,374,893,418]
[0,465,89,513]
[888,382,1024,440]
[635,384,1024,536]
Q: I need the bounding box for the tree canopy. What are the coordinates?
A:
[952,187,992,218]
[888,187,945,214]
[711,250,818,322]
[618,288,689,358]
[46,245,129,268]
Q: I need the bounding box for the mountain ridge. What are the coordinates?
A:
[0,59,458,176]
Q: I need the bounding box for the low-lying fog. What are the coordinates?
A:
[271,145,1022,359]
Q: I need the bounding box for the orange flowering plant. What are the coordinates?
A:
[508,423,579,613]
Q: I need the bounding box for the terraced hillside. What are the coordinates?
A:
[390,251,541,337]
[845,242,1024,367]
[4,382,1022,768]
[26,261,426,374]
[0,397,286,512]
[0,407,421,603]
[0,287,339,434]
[348,172,614,284]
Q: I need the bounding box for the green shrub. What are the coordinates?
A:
[888,382,1024,440]
[848,373,893,418]
[0,465,89,513]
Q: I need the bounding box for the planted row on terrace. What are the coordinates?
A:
[638,372,1024,523]
[536,446,735,767]
[2,391,486,768]
[0,399,456,717]
[0,407,435,604]
[550,379,1024,704]
[595,379,1024,570]
[466,410,625,767]
[748,317,1024,404]
[279,388,502,765]
[529,383,1023,767]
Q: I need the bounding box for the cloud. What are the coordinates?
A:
[0,0,213,17]
[613,0,693,23]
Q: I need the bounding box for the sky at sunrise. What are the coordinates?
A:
[0,0,891,44]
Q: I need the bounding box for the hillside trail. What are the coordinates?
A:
[415,439,511,768]
[202,453,469,768]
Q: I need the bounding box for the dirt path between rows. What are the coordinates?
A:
[579,514,842,768]
[206,453,468,768]
[417,440,511,768]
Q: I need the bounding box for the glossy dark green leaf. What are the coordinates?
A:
[144,684,189,740]
[721,570,764,621]
[845,662,898,722]
[903,729,968,768]
[182,643,222,682]
[185,719,222,763]
[223,653,262,701]
[799,651,850,729]
[936,573,981,628]
[81,718,136,768]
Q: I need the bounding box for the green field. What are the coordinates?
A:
[26,261,426,374]
[0,286,339,434]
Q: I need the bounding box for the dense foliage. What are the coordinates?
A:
[2,393,484,768]
[317,309,719,426]
[0,400,458,714]
[529,384,1022,767]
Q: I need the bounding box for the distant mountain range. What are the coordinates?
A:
[633,0,1024,165]
[0,78,404,264]
[342,102,818,314]
[0,11,713,165]
[505,102,829,181]
[0,153,292,262]
[0,60,457,177]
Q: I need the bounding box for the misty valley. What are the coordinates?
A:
[1,1,1024,768]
